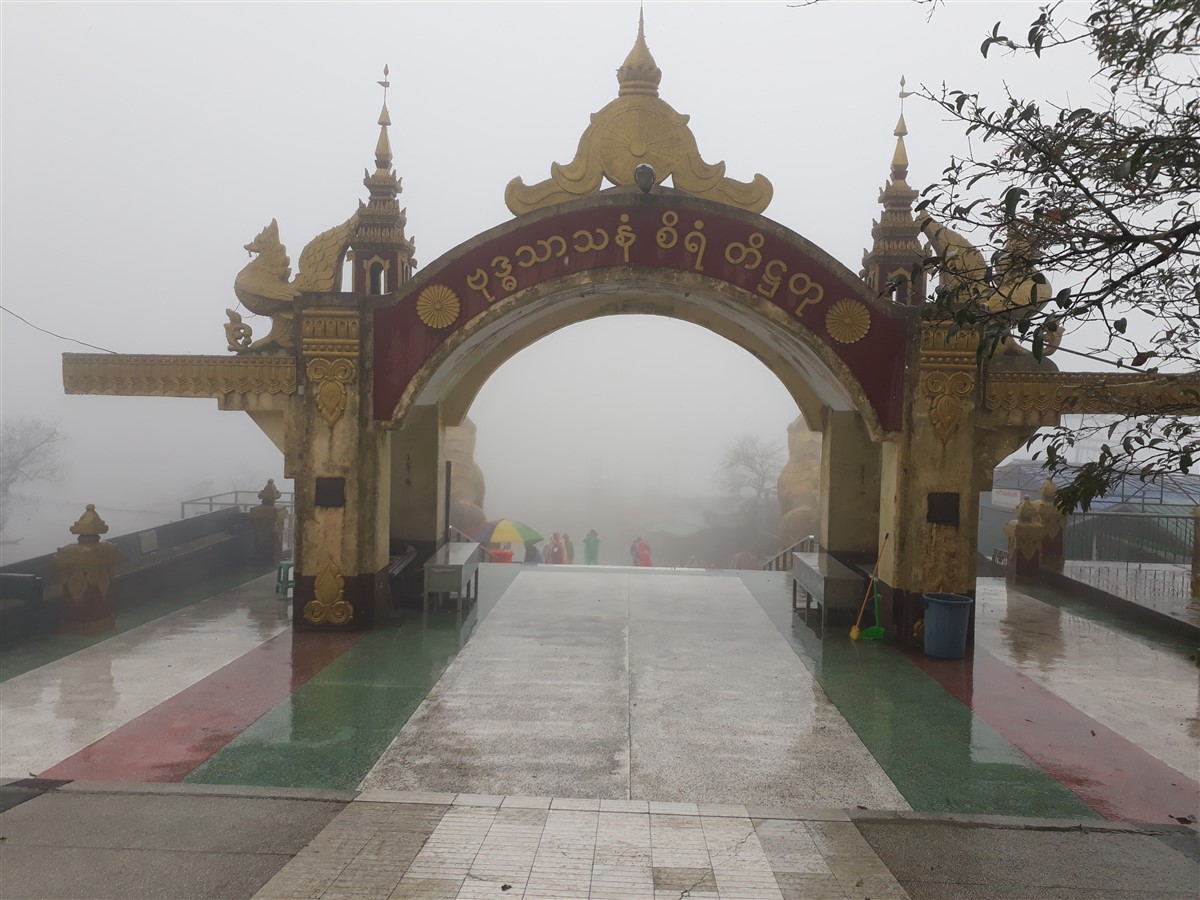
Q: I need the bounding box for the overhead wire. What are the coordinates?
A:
[1,304,117,354]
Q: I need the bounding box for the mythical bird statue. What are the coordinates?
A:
[232,214,358,353]
[918,213,1059,361]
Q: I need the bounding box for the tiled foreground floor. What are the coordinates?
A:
[255,792,907,900]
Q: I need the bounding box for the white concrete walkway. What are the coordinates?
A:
[361,571,907,809]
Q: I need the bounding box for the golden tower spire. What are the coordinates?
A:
[861,76,925,303]
[373,65,393,171]
[352,64,416,295]
[617,6,662,97]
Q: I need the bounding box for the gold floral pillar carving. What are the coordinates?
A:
[54,504,122,634]
[302,310,360,427]
[920,325,977,445]
[304,558,354,625]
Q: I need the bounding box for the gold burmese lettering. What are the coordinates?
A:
[466,268,495,302]
[657,211,679,249]
[540,235,567,260]
[725,232,765,270]
[615,214,637,264]
[572,228,610,253]
[514,235,569,269]
[491,255,517,292]
[514,244,538,268]
[684,220,706,272]
[757,259,787,299]
[788,271,825,315]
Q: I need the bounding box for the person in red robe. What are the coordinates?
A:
[544,532,568,564]
[633,537,653,567]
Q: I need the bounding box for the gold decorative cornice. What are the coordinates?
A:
[63,354,296,398]
[504,12,772,216]
[301,310,360,358]
[985,372,1200,416]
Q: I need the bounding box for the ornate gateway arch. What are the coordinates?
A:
[63,15,1199,640]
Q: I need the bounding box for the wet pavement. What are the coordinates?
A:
[1,565,1197,825]
[361,571,906,809]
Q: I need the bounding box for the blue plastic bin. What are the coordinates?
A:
[922,592,974,659]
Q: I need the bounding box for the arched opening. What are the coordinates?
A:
[458,315,806,567]
[369,261,386,296]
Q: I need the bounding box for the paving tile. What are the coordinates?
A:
[835,872,909,899]
[0,844,291,900]
[773,872,849,900]
[601,799,650,813]
[387,877,463,899]
[550,797,601,811]
[746,806,803,819]
[651,865,717,891]
[823,854,893,880]
[797,809,852,822]
[500,795,552,809]
[806,822,875,857]
[358,791,457,805]
[452,794,504,808]
[697,803,749,817]
[647,801,699,815]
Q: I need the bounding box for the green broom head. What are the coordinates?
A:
[861,578,886,641]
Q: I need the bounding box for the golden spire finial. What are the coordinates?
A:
[374,65,392,169]
[617,4,661,97]
[891,75,914,178]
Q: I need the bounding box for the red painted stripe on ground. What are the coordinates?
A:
[40,629,363,782]
[910,648,1200,824]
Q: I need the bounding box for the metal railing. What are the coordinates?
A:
[180,490,296,557]
[764,535,818,571]
[1064,512,1193,565]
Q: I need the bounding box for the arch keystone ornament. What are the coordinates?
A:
[504,11,772,216]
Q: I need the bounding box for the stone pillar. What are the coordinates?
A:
[1004,496,1047,580]
[247,478,286,565]
[389,404,446,555]
[292,304,391,630]
[818,410,880,560]
[386,404,445,605]
[878,324,983,645]
[55,504,121,634]
[1036,478,1066,572]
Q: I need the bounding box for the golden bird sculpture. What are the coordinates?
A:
[232,214,358,353]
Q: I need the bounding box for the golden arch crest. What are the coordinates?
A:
[505,13,772,216]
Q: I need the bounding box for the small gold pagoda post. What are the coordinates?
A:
[55,504,122,633]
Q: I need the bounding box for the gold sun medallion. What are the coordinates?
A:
[825,299,871,344]
[416,285,461,329]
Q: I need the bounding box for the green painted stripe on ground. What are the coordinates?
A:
[0,565,270,683]
[739,571,1100,820]
[186,564,522,790]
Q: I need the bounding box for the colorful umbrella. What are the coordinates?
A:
[468,519,543,544]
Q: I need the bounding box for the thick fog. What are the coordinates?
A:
[1,2,1106,562]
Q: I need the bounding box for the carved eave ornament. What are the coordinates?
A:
[505,12,773,216]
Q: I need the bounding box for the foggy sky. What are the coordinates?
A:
[1,2,1110,559]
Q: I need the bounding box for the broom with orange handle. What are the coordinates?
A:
[850,532,889,641]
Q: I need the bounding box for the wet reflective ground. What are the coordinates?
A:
[1,565,1196,823]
